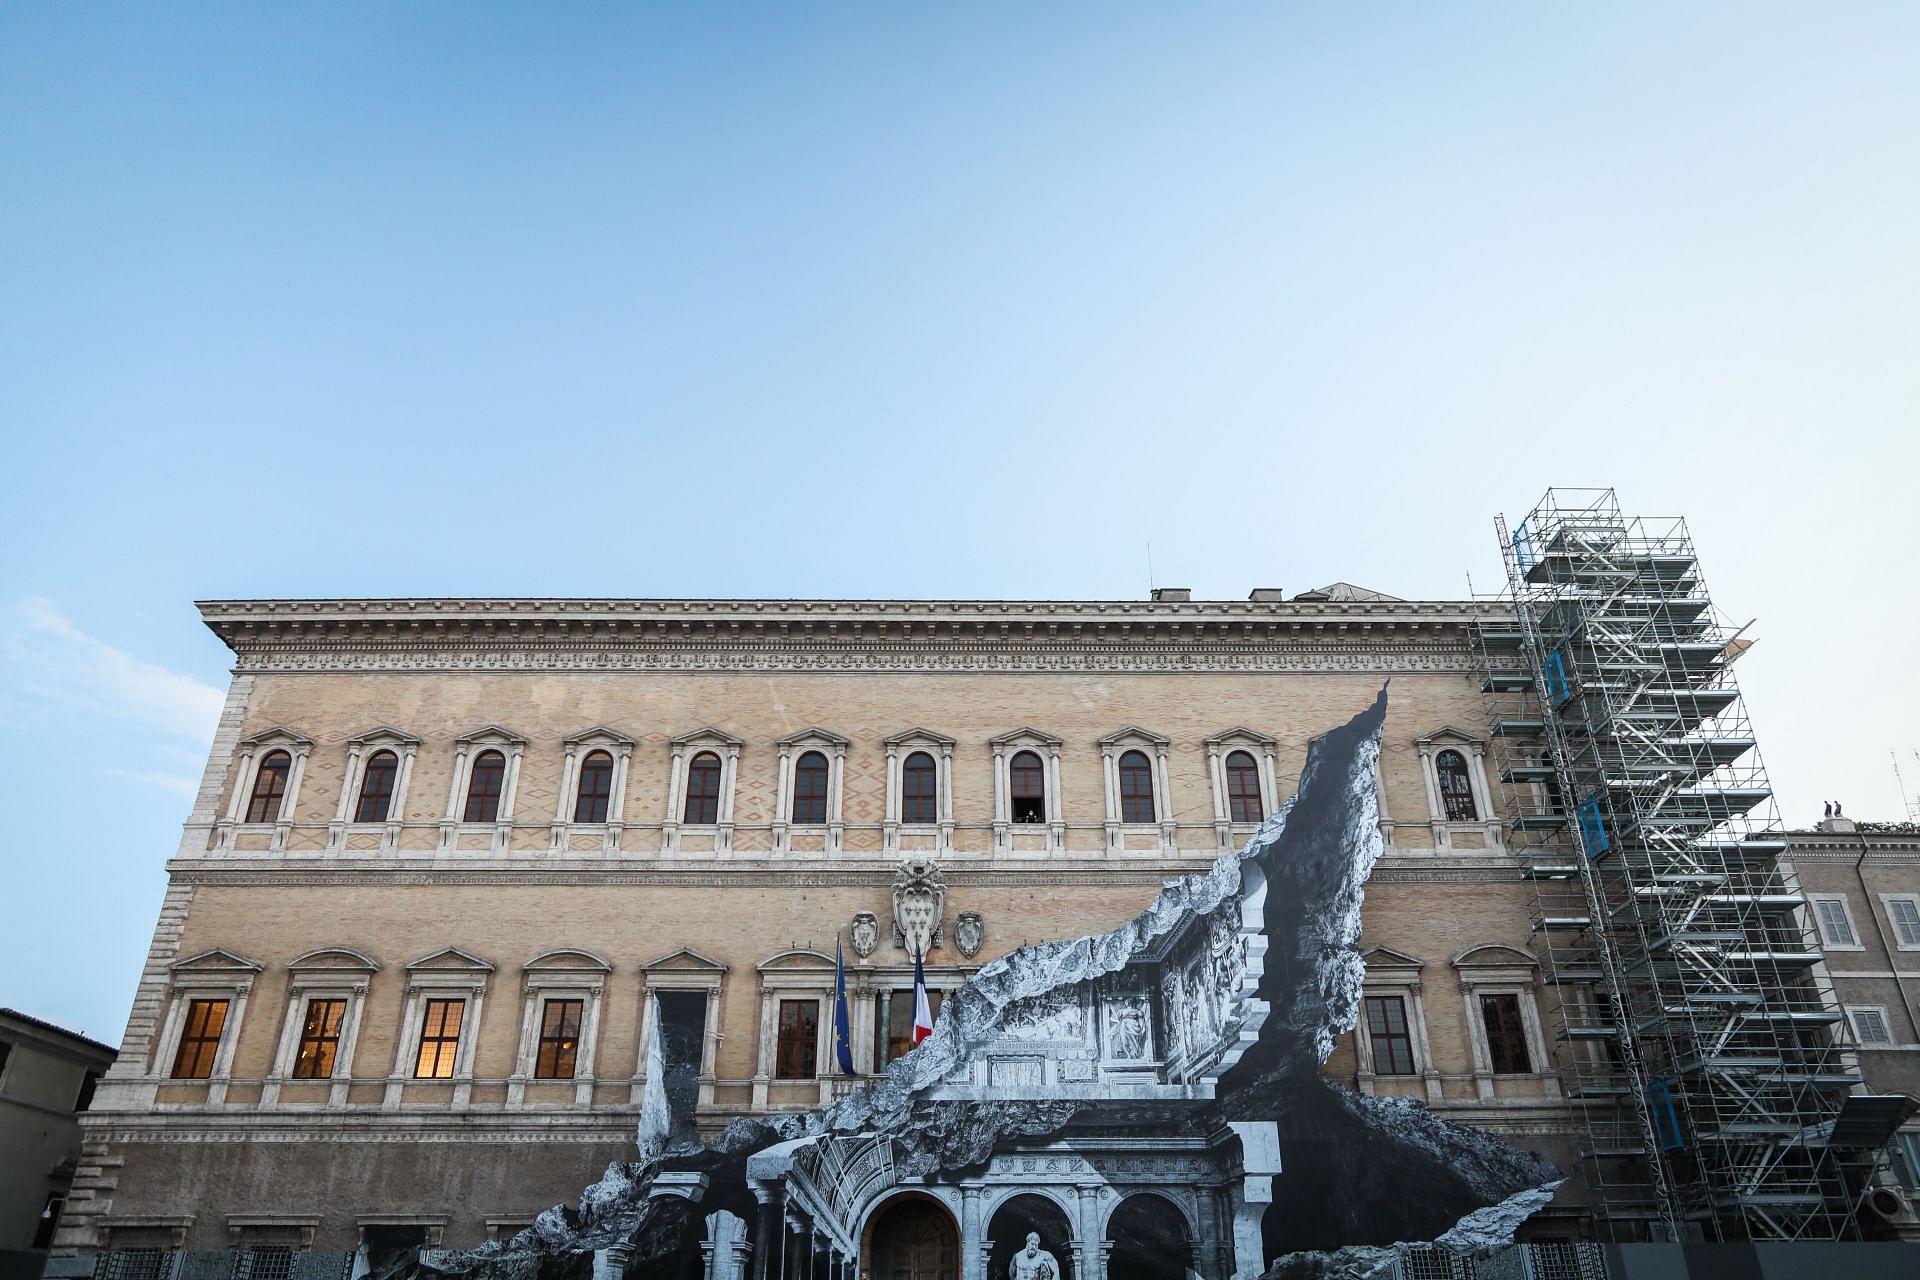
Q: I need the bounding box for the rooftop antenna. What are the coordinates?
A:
[1896,750,1920,822]
[1146,543,1155,593]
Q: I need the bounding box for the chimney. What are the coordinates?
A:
[1150,588,1191,603]
[1248,588,1284,602]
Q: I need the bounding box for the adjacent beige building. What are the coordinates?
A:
[1,1008,115,1271]
[63,593,1595,1254]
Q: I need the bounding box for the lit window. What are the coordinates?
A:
[170,998,228,1079]
[464,752,506,822]
[792,751,830,824]
[1436,749,1477,822]
[291,998,346,1079]
[684,752,722,824]
[1480,994,1531,1073]
[355,751,399,823]
[901,752,938,825]
[1010,752,1045,823]
[246,752,291,823]
[573,751,614,823]
[414,998,465,1078]
[1226,751,1263,823]
[775,999,818,1080]
[1364,994,1416,1075]
[534,999,582,1079]
[1119,751,1156,823]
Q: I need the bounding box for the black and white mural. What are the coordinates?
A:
[414,692,1559,1280]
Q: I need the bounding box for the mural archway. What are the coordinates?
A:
[1104,1192,1191,1280]
[863,1191,959,1280]
[986,1192,1075,1280]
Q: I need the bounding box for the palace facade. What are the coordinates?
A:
[58,592,1588,1261]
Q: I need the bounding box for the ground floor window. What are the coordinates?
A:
[879,988,943,1064]
[1480,993,1532,1074]
[1364,995,1416,1074]
[775,999,818,1080]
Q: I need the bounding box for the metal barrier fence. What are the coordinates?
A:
[1390,1243,1611,1280]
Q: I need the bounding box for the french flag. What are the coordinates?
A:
[911,945,934,1047]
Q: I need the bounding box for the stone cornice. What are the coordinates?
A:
[197,597,1511,675]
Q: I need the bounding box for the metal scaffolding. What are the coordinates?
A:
[1473,488,1881,1241]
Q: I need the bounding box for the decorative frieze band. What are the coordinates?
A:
[225,644,1499,676]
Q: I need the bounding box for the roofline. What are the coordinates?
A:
[198,597,1500,647]
[1,1007,119,1057]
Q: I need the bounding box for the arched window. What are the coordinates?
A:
[684,752,722,825]
[901,752,937,824]
[791,751,829,824]
[574,751,614,823]
[1436,749,1477,822]
[1010,751,1045,823]
[464,750,507,822]
[246,751,292,823]
[355,750,399,823]
[1119,750,1156,824]
[1225,750,1263,823]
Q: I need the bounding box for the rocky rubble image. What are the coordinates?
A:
[408,691,1559,1280]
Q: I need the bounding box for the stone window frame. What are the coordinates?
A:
[437,726,527,853]
[1846,1005,1895,1046]
[1097,726,1176,852]
[1353,947,1442,1103]
[663,727,743,853]
[507,948,612,1106]
[1413,728,1502,851]
[150,948,263,1106]
[261,947,380,1107]
[1807,893,1865,952]
[1879,894,1920,951]
[216,728,314,852]
[988,727,1065,854]
[1453,944,1556,1100]
[882,729,956,854]
[1203,727,1280,850]
[549,726,635,852]
[326,727,420,852]
[633,947,729,1113]
[751,948,838,1109]
[382,946,495,1109]
[355,1216,449,1248]
[772,727,850,854]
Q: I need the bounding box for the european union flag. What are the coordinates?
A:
[832,934,856,1075]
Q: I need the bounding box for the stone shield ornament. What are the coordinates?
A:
[891,855,945,955]
[850,911,880,959]
[955,910,984,958]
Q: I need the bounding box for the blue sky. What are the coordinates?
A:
[3,3,1916,1043]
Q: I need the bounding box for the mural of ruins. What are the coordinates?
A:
[416,692,1559,1280]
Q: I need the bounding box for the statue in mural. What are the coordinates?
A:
[1106,991,1151,1060]
[1007,1233,1059,1280]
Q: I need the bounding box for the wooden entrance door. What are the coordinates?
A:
[867,1198,958,1280]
